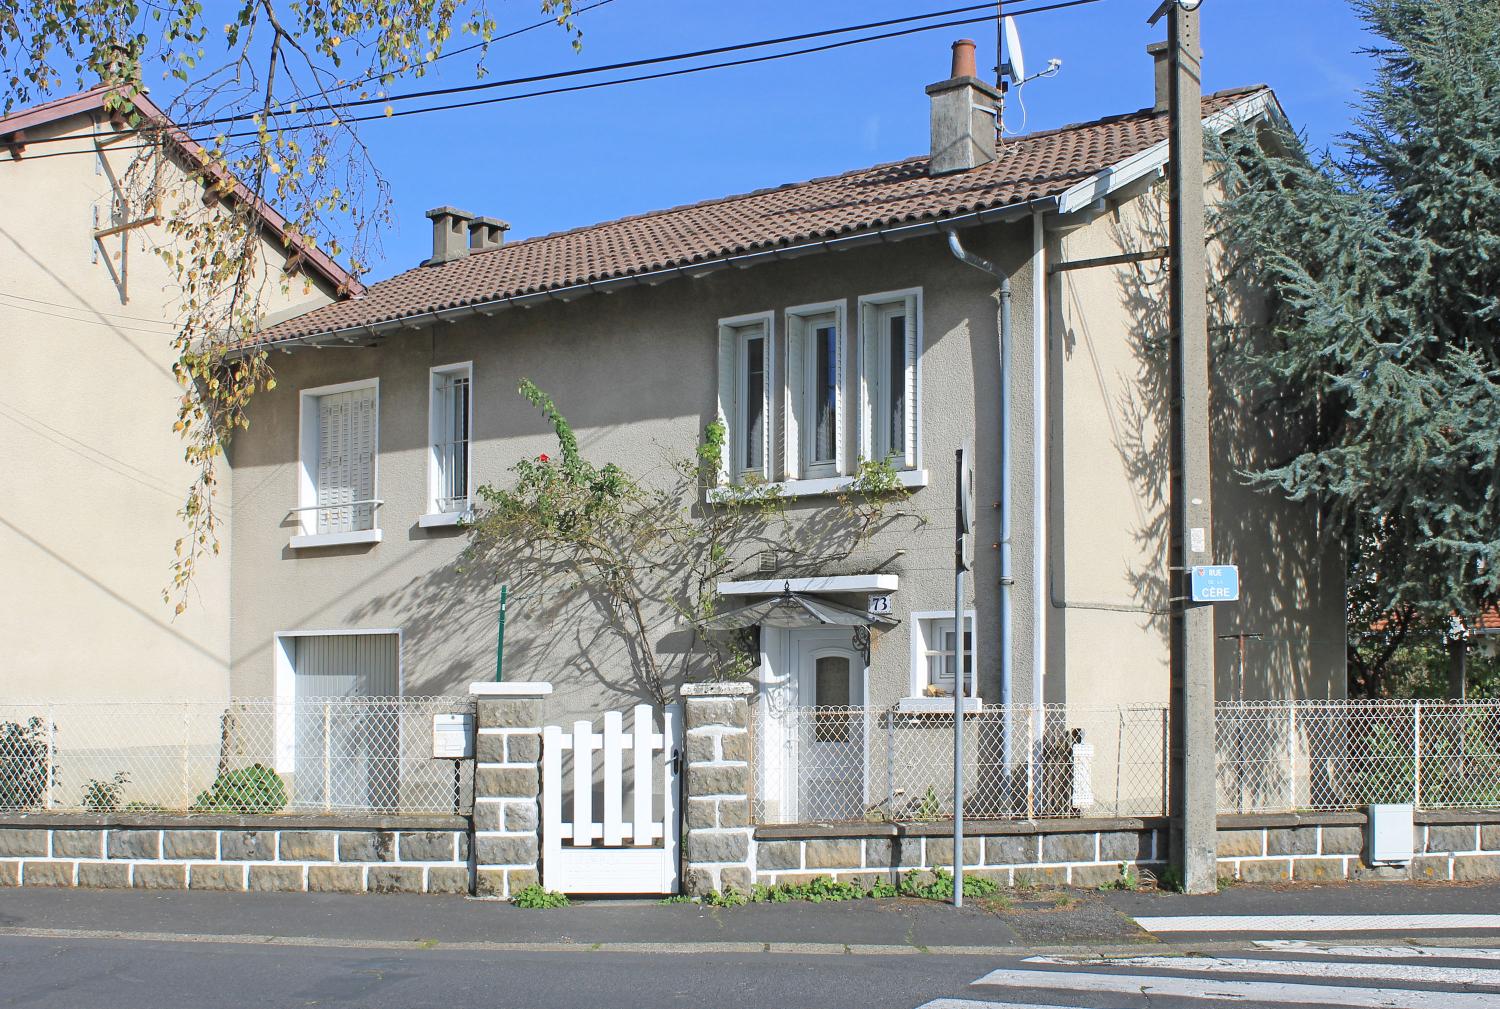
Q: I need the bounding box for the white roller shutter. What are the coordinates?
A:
[314,386,377,533]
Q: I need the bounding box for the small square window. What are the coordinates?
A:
[910,611,977,700]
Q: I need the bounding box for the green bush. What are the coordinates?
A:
[190,764,287,813]
[511,884,570,908]
[82,772,129,812]
[899,868,999,901]
[0,718,52,811]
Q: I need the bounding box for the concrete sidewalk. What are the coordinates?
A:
[3,880,1498,955]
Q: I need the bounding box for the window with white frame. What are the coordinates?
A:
[786,304,846,480]
[910,610,977,699]
[428,363,473,516]
[860,290,920,470]
[297,379,379,539]
[716,314,774,481]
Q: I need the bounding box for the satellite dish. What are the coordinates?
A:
[1002,16,1026,86]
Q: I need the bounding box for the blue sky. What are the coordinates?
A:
[320,0,1379,280]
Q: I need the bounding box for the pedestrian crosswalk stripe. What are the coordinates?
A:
[970,967,1500,1008]
[1023,953,1500,987]
[1135,913,1500,933]
[1257,939,1500,960]
[914,1003,1123,1009]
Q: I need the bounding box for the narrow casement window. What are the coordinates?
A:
[861,291,920,469]
[884,307,907,459]
[313,385,377,533]
[914,612,976,699]
[786,304,845,481]
[812,320,839,466]
[739,326,767,475]
[429,364,472,515]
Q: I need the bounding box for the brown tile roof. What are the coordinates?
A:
[256,86,1268,346]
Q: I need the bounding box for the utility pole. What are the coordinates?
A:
[1152,0,1217,895]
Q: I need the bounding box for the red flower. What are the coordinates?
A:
[538,453,550,463]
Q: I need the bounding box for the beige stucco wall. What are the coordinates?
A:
[0,108,337,704]
[1046,179,1345,708]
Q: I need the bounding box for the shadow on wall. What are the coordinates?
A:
[343,431,918,719]
[1110,183,1339,702]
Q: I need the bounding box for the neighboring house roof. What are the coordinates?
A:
[0,84,363,297]
[252,85,1274,349]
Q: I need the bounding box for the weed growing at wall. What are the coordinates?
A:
[190,764,287,814]
[511,884,571,909]
[693,869,1000,907]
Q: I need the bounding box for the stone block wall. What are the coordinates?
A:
[681,682,754,896]
[470,682,548,898]
[0,816,469,893]
[1217,812,1500,883]
[754,819,1165,889]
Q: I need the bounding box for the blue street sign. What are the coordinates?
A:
[1191,565,1240,602]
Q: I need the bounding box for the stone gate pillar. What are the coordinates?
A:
[681,682,754,896]
[469,682,551,898]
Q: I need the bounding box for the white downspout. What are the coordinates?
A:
[943,232,1013,767]
[1030,211,1048,723]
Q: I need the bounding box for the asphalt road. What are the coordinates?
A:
[6,883,1500,1008]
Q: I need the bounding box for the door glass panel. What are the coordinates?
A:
[813,655,852,742]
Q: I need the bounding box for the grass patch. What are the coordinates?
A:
[510,884,570,908]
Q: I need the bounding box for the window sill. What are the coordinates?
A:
[417,511,470,529]
[896,696,983,714]
[289,529,383,550]
[706,468,928,503]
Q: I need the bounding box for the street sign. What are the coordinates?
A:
[1190,565,1240,603]
[956,442,975,572]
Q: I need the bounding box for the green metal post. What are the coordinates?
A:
[496,583,508,682]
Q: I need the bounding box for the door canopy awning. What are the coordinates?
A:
[703,583,899,631]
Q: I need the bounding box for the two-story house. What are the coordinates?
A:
[1,84,358,706]
[227,35,1346,785]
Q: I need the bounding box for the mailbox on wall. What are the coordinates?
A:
[432,713,474,759]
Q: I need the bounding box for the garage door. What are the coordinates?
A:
[291,633,399,810]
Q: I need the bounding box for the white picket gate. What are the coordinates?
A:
[541,703,682,894]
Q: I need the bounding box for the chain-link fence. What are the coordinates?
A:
[754,703,1171,824]
[755,700,1500,824]
[1217,700,1500,813]
[0,697,474,815]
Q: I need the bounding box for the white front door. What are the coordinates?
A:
[789,627,867,821]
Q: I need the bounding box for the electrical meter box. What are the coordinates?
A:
[1368,803,1415,864]
[432,713,474,759]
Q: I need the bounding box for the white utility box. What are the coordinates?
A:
[1368,803,1415,864]
[432,713,474,759]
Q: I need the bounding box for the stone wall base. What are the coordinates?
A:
[0,817,470,894]
[752,812,1500,888]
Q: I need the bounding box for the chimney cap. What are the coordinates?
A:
[471,215,511,230]
[1146,41,1169,56]
[950,38,978,79]
[426,205,476,220]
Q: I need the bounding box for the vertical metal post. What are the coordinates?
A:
[1412,700,1423,807]
[1155,0,1217,894]
[953,445,969,907]
[44,705,55,811]
[885,709,896,815]
[322,701,333,813]
[1285,703,1297,812]
[182,702,192,810]
[496,584,508,682]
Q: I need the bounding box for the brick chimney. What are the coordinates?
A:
[425,206,475,265]
[926,39,1001,176]
[1148,41,1170,113]
[468,216,510,252]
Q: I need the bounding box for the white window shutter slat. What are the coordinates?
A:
[353,387,376,530]
[784,318,803,481]
[859,304,877,464]
[715,327,735,483]
[903,296,918,469]
[834,311,847,476]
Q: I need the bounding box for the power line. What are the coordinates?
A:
[9,0,1105,156]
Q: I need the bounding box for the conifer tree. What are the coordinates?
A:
[1214,0,1500,693]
